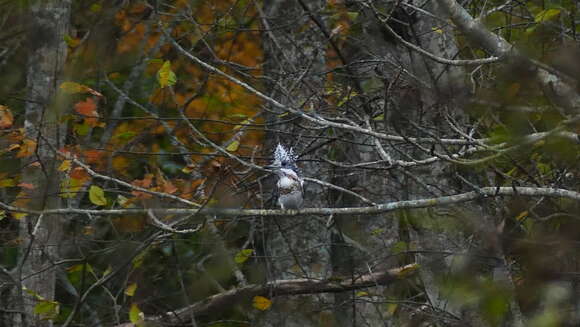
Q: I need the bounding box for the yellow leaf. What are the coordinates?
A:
[233,118,252,130]
[60,81,88,94]
[386,303,398,316]
[432,27,444,34]
[234,249,253,264]
[534,8,561,23]
[34,300,60,320]
[356,291,369,297]
[58,160,72,172]
[182,165,195,174]
[515,211,528,221]
[61,177,84,198]
[129,303,145,326]
[157,60,177,88]
[12,212,27,220]
[396,263,419,278]
[103,265,112,277]
[125,283,138,297]
[89,185,107,206]
[61,82,102,97]
[0,178,16,187]
[226,140,240,152]
[252,296,272,311]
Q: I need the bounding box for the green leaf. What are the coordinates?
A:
[391,241,408,255]
[157,60,177,88]
[132,249,148,269]
[347,11,359,21]
[115,131,137,141]
[370,228,384,236]
[89,3,102,12]
[234,249,254,264]
[89,185,107,206]
[73,122,91,136]
[534,8,561,23]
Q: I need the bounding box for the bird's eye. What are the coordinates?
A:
[281,161,288,167]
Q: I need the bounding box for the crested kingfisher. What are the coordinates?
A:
[267,143,304,210]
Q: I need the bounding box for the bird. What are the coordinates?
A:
[267,143,304,210]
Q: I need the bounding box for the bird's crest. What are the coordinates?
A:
[272,143,298,170]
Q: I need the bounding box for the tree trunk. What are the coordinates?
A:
[9,2,71,326]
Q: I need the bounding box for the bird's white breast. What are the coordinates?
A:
[277,168,301,188]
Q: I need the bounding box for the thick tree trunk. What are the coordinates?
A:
[9,2,71,326]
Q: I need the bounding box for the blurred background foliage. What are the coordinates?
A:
[0,0,579,326]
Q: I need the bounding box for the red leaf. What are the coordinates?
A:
[84,150,104,164]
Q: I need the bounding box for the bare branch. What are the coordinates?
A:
[141,263,419,325]
[435,0,580,113]
[2,187,578,217]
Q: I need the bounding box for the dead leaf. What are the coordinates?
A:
[0,105,14,129]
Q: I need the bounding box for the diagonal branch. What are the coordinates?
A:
[435,0,580,114]
[140,263,419,325]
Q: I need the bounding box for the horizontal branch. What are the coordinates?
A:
[141,263,418,325]
[1,187,578,218]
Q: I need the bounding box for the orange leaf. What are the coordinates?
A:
[162,180,177,194]
[0,105,14,129]
[74,98,99,126]
[74,98,97,116]
[18,183,35,190]
[112,156,130,174]
[16,139,37,158]
[70,167,89,180]
[131,174,154,199]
